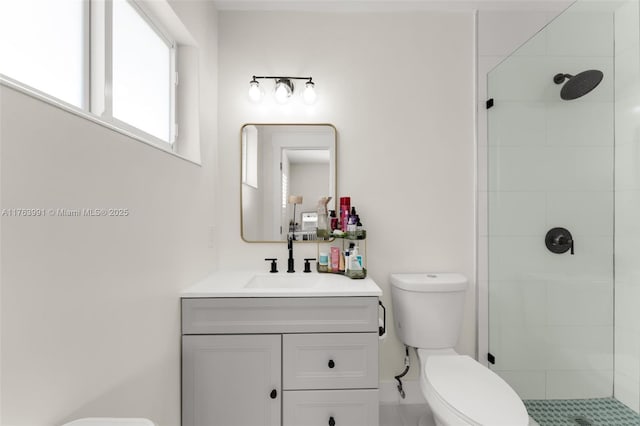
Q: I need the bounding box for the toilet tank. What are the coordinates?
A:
[390,273,468,349]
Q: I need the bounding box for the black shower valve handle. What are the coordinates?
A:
[545,227,574,255]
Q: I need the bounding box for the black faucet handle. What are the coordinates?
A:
[303,258,316,273]
[264,258,278,273]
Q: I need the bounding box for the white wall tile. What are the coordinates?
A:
[488,146,548,191]
[490,280,547,327]
[546,10,613,57]
[488,101,546,147]
[615,143,640,191]
[489,236,547,281]
[615,47,640,100]
[489,191,546,236]
[547,281,612,326]
[546,370,613,399]
[615,328,640,379]
[616,283,640,333]
[546,101,614,147]
[546,191,613,237]
[495,370,547,399]
[545,146,613,192]
[615,0,640,54]
[544,325,613,370]
[615,371,640,413]
[493,326,548,371]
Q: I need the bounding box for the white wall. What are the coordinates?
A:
[218,10,476,383]
[614,0,640,413]
[0,1,218,425]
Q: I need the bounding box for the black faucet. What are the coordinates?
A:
[287,233,295,273]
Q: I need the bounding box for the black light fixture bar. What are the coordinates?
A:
[252,75,313,82]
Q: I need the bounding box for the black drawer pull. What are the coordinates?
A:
[270,389,277,399]
[329,416,335,426]
[328,359,335,368]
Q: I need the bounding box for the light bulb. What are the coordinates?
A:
[274,79,293,104]
[248,80,262,103]
[302,81,317,105]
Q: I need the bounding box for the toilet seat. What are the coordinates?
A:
[421,353,528,426]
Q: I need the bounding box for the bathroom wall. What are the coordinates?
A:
[614,0,640,413]
[484,3,615,399]
[217,10,476,383]
[0,1,218,425]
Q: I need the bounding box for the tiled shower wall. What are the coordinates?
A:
[614,0,640,413]
[485,3,615,400]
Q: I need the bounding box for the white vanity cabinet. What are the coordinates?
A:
[181,296,380,426]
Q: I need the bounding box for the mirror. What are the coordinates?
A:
[241,124,337,242]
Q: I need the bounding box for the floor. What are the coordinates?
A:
[525,398,640,426]
[379,404,434,426]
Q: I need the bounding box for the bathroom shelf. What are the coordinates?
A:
[315,232,367,279]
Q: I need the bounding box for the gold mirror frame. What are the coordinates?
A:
[240,123,337,243]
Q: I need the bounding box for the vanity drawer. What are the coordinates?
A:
[283,333,378,390]
[182,297,378,334]
[283,389,379,426]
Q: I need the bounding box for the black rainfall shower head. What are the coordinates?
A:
[553,70,604,100]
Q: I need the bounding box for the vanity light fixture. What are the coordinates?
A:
[248,75,317,105]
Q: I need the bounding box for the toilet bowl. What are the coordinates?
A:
[62,418,155,426]
[390,273,528,426]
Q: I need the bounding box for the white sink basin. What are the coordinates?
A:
[245,274,320,289]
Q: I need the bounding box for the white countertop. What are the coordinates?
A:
[182,270,382,298]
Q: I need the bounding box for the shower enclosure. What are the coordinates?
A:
[486,0,640,422]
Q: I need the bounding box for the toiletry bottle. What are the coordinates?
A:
[356,216,365,239]
[318,252,329,272]
[339,197,350,232]
[339,251,345,272]
[344,251,350,273]
[329,210,338,231]
[330,246,340,272]
[347,207,358,237]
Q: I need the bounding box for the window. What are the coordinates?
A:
[0,0,176,148]
[0,0,86,108]
[112,0,173,142]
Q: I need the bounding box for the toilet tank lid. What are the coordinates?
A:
[390,273,467,292]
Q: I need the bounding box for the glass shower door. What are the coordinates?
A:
[487,1,615,401]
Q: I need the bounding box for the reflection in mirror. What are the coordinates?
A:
[241,124,336,242]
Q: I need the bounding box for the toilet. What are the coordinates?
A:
[390,273,529,426]
[62,419,155,426]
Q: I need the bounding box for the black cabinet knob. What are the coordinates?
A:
[328,359,335,368]
[329,416,335,426]
[270,389,277,399]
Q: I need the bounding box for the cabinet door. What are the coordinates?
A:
[182,334,281,426]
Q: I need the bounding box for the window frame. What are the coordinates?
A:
[102,0,177,147]
[0,0,179,153]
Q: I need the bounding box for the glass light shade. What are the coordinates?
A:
[274,79,293,104]
[302,81,317,105]
[248,80,262,103]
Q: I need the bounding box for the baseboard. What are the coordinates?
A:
[380,380,427,405]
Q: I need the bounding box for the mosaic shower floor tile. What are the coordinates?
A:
[524,398,640,426]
